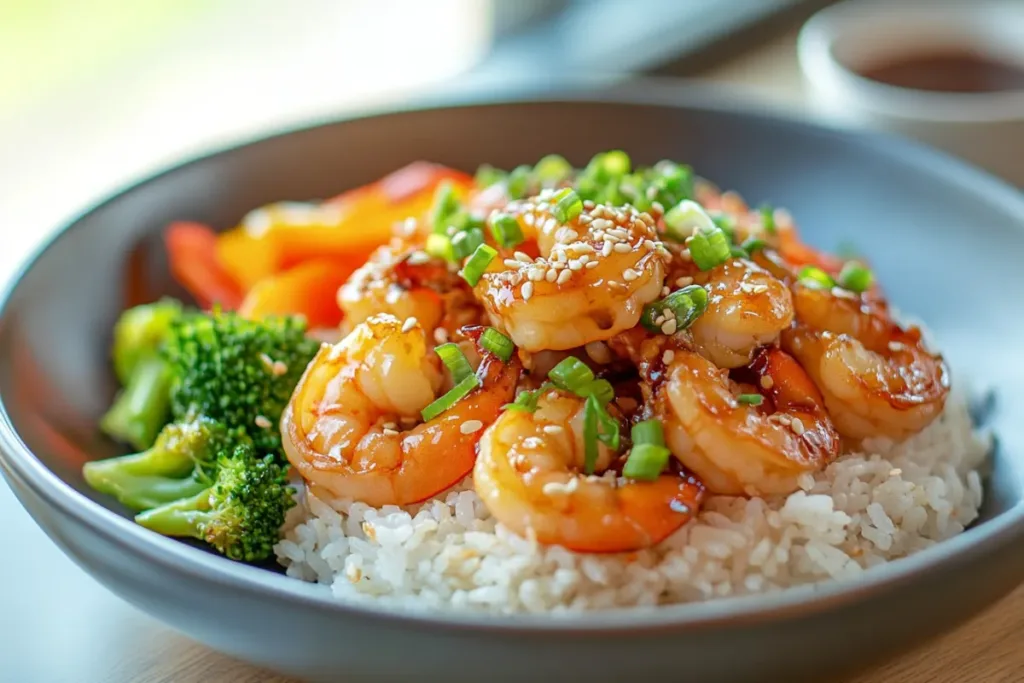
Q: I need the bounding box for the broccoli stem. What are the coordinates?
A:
[100,354,172,450]
[82,467,209,511]
[135,489,213,538]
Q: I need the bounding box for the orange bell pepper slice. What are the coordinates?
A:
[237,257,360,329]
[165,221,245,310]
[215,162,473,291]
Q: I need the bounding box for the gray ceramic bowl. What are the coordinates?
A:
[2,85,1024,683]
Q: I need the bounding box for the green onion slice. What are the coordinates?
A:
[741,237,766,254]
[490,213,524,249]
[760,204,777,234]
[663,200,716,242]
[622,443,671,481]
[798,265,835,290]
[549,357,595,393]
[552,187,583,224]
[474,164,506,189]
[586,150,631,182]
[640,285,709,334]
[461,244,497,286]
[836,261,873,294]
[430,181,461,235]
[451,227,485,260]
[737,393,764,406]
[480,327,514,362]
[421,374,480,422]
[435,343,474,383]
[594,399,620,450]
[504,382,554,413]
[533,154,573,187]
[582,395,620,474]
[506,165,532,200]
[689,225,731,271]
[580,378,614,405]
[730,245,749,259]
[631,419,665,447]
[425,233,454,261]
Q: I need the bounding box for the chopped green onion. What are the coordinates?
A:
[434,343,474,383]
[421,374,480,422]
[741,237,767,254]
[549,357,594,393]
[533,154,573,186]
[760,204,777,235]
[663,200,716,242]
[709,211,737,242]
[651,161,694,204]
[480,327,514,362]
[579,378,614,405]
[737,393,764,406]
[631,419,665,447]
[798,265,835,290]
[730,245,749,259]
[622,443,671,480]
[504,382,554,413]
[586,150,631,182]
[430,181,461,235]
[506,165,532,199]
[489,213,524,249]
[474,164,506,189]
[836,261,873,294]
[451,227,485,260]
[461,244,497,286]
[640,284,709,334]
[583,395,600,474]
[594,399,620,450]
[689,225,732,271]
[552,188,583,224]
[425,234,454,261]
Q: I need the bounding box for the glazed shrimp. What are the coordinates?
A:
[474,389,705,552]
[281,314,519,507]
[475,197,669,352]
[338,243,484,339]
[781,282,949,441]
[659,347,840,497]
[683,258,794,368]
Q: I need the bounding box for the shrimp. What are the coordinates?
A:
[338,243,483,339]
[684,258,794,368]
[474,389,705,552]
[475,197,669,352]
[781,282,949,441]
[658,347,840,497]
[281,314,519,507]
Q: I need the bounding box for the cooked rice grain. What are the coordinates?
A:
[275,388,990,613]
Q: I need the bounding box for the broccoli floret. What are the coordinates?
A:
[164,308,319,459]
[85,415,248,511]
[100,299,184,449]
[134,444,296,562]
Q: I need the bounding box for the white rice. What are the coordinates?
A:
[274,386,990,613]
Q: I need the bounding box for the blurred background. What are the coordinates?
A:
[1,0,1021,277]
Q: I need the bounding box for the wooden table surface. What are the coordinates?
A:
[3,21,1023,683]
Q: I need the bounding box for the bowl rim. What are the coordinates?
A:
[2,80,1024,634]
[797,0,1024,124]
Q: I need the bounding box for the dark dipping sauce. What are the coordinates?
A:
[859,50,1024,94]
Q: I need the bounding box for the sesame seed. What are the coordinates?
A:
[522,282,534,300]
[523,213,535,227]
[555,227,579,243]
[888,341,906,352]
[259,353,275,370]
[662,308,672,319]
[583,200,595,210]
[651,201,665,214]
[272,360,288,377]
[643,239,658,251]
[591,218,613,232]
[546,268,558,282]
[557,269,573,285]
[460,420,484,434]
[254,415,272,429]
[568,260,583,271]
[661,286,670,297]
[654,314,665,326]
[382,421,398,430]
[434,328,449,344]
[760,375,775,390]
[675,276,693,287]
[613,242,632,253]
[776,414,792,426]
[578,254,590,264]
[542,424,563,434]
[662,350,675,365]
[544,217,558,232]
[790,418,806,435]
[401,317,418,333]
[661,319,678,335]
[601,241,614,258]
[890,468,903,477]
[555,250,567,263]
[503,258,521,268]
[407,250,431,265]
[523,437,543,449]
[608,227,629,240]
[382,428,399,437]
[528,268,544,281]
[639,212,654,225]
[585,260,600,269]
[622,269,639,282]
[514,251,531,263]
